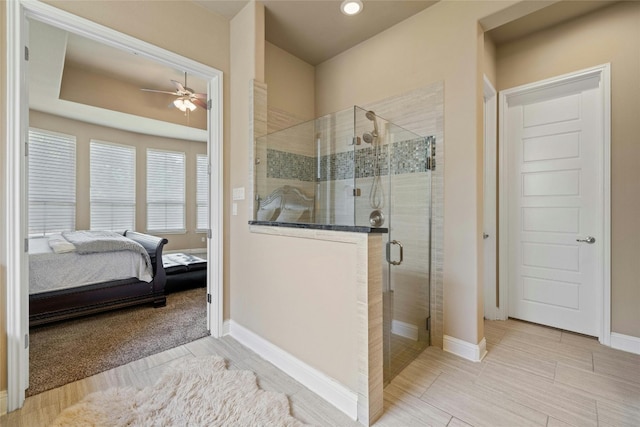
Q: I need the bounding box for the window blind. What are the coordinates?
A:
[28,129,76,236]
[147,149,185,232]
[196,154,209,231]
[90,141,136,231]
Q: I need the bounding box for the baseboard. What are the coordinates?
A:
[222,319,231,336]
[391,320,418,341]
[443,335,487,362]
[228,320,358,420]
[0,390,7,417]
[610,332,640,355]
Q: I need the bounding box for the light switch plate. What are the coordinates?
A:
[232,187,245,201]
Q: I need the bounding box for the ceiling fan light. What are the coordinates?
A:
[184,99,197,112]
[173,98,186,111]
[341,0,363,16]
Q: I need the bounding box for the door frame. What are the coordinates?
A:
[5,0,225,410]
[498,64,611,344]
[483,75,501,321]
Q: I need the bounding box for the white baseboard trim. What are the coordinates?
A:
[222,319,231,336]
[0,390,7,417]
[391,320,418,341]
[443,335,487,362]
[228,320,358,420]
[610,332,640,355]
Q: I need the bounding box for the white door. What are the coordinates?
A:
[503,70,606,337]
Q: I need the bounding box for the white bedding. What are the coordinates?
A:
[29,235,153,295]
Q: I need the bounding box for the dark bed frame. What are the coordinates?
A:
[29,231,168,327]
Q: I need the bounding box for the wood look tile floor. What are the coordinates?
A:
[2,319,640,426]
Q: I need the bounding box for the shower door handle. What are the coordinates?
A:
[386,240,404,266]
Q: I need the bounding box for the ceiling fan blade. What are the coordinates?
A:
[141,88,180,96]
[193,92,207,99]
[192,98,208,110]
[171,80,187,94]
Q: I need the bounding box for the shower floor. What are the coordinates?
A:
[388,333,429,381]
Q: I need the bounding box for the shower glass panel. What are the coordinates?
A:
[352,107,432,383]
[254,106,432,383]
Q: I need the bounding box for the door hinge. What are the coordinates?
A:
[25,141,29,157]
[24,46,29,61]
[207,229,212,239]
[427,139,436,171]
[24,238,29,253]
[426,316,431,331]
[207,99,213,110]
[426,157,436,171]
[207,293,212,304]
[25,334,29,349]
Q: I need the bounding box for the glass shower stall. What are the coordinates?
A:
[254,106,434,383]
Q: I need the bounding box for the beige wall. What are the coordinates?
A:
[315,1,519,346]
[495,1,640,338]
[265,42,315,122]
[1,0,229,396]
[30,110,207,251]
[229,1,264,321]
[484,33,497,87]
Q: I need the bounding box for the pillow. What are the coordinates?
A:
[256,208,278,221]
[48,233,76,253]
[275,208,304,223]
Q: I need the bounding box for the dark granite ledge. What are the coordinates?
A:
[249,221,388,234]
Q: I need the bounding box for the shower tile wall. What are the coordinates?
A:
[363,81,444,348]
[255,104,313,207]
[249,81,268,221]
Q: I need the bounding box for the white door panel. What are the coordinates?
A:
[507,77,602,336]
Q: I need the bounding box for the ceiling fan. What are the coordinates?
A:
[141,72,207,112]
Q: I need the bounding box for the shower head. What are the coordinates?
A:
[365,110,379,137]
[362,132,375,144]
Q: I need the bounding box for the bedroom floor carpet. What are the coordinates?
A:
[28,287,208,397]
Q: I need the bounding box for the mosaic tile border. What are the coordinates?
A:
[266,136,435,182]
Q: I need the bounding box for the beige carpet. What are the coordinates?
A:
[28,287,208,397]
[51,356,306,427]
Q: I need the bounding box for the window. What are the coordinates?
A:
[196,154,209,231]
[28,129,77,236]
[147,149,185,232]
[90,141,136,230]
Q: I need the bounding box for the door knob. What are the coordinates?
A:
[576,236,596,244]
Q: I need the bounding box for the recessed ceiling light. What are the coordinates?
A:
[341,0,363,16]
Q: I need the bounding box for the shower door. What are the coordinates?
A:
[353,107,433,383]
[382,130,433,384]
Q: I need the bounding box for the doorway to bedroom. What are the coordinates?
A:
[6,1,224,410]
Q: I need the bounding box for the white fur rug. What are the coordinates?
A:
[51,356,306,426]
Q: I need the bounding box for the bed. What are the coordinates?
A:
[29,230,168,326]
[255,185,315,223]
